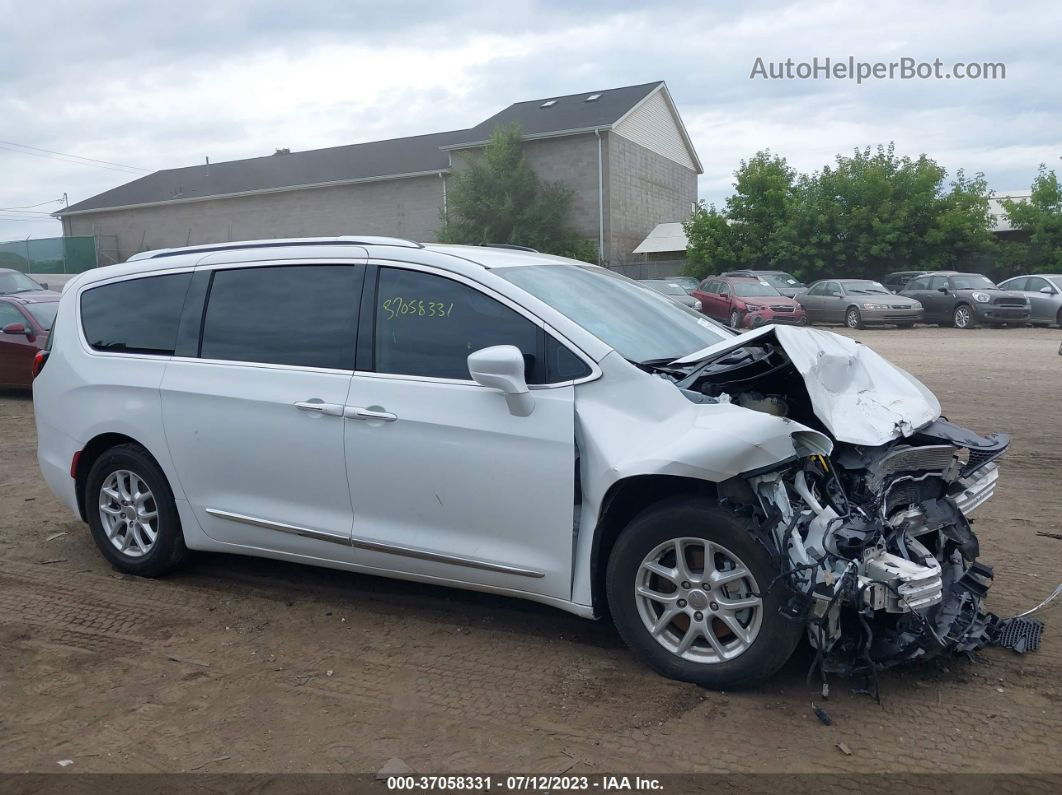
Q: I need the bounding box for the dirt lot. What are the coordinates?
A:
[1,326,1060,775]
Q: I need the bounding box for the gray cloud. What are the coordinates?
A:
[1,0,1059,243]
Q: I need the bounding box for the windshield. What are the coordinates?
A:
[25,302,58,330]
[761,272,804,289]
[733,281,780,297]
[951,274,996,290]
[844,280,890,295]
[0,270,44,295]
[496,264,730,363]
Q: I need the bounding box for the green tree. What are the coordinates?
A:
[682,151,797,279]
[786,145,994,280]
[998,166,1062,275]
[438,124,597,262]
[687,143,995,282]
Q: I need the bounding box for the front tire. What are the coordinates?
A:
[606,498,802,690]
[86,444,188,577]
[845,307,864,329]
[729,309,743,329]
[953,303,977,329]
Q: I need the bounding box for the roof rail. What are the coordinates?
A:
[475,243,539,253]
[128,235,422,261]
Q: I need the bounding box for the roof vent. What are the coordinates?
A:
[540,100,557,108]
[585,93,601,102]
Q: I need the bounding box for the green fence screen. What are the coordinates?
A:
[0,236,98,273]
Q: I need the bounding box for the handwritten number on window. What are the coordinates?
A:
[381,297,455,320]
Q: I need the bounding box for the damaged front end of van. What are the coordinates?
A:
[647,326,1033,677]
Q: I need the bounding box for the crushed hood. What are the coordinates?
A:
[674,325,941,446]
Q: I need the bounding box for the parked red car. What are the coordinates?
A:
[692,276,807,329]
[0,294,57,388]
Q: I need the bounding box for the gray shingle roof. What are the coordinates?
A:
[58,81,665,215]
[456,80,663,143]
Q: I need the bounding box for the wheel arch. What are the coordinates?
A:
[589,474,718,617]
[73,432,167,522]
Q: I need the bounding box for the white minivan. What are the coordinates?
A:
[34,237,1009,688]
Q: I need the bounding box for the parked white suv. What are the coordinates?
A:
[34,237,1011,688]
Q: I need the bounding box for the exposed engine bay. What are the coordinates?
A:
[649,327,1042,681]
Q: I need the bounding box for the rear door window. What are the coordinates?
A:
[199,264,361,369]
[80,273,192,355]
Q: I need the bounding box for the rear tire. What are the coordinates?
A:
[85,444,188,577]
[1056,307,1062,329]
[606,498,802,690]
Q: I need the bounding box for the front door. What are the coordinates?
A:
[344,264,578,600]
[161,262,364,552]
[1021,276,1057,323]
[920,275,951,321]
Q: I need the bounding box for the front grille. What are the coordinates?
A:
[993,297,1027,307]
[770,305,795,312]
[868,444,957,491]
[890,304,914,310]
[951,462,999,516]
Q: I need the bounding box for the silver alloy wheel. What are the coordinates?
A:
[729,310,741,329]
[954,305,972,328]
[635,537,763,664]
[846,308,861,328]
[98,470,159,558]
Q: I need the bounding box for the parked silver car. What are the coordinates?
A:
[796,279,923,328]
[642,279,702,311]
[997,274,1062,327]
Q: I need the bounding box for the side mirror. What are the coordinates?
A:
[467,345,535,417]
[2,322,29,337]
[1040,286,1055,295]
[39,282,49,290]
[937,287,949,293]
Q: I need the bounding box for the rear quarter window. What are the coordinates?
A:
[80,273,192,355]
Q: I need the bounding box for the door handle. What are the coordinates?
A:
[295,400,344,417]
[344,406,398,422]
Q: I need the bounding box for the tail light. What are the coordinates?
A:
[31,350,49,380]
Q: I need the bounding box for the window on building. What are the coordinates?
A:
[200,265,360,369]
[81,273,192,355]
[374,267,544,382]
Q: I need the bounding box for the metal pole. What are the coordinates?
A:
[595,129,605,266]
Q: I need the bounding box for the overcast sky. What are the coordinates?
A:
[2,0,1059,242]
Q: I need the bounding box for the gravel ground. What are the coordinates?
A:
[0,325,1059,775]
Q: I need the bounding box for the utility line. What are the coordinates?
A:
[0,198,65,210]
[0,139,151,173]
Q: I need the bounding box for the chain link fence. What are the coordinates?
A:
[0,236,98,274]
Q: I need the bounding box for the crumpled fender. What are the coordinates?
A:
[674,325,941,446]
[569,351,831,608]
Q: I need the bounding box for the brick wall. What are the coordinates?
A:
[62,174,446,261]
[449,132,604,254]
[606,134,697,264]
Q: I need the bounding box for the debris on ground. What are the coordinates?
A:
[836,743,853,756]
[377,758,415,778]
[166,655,211,667]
